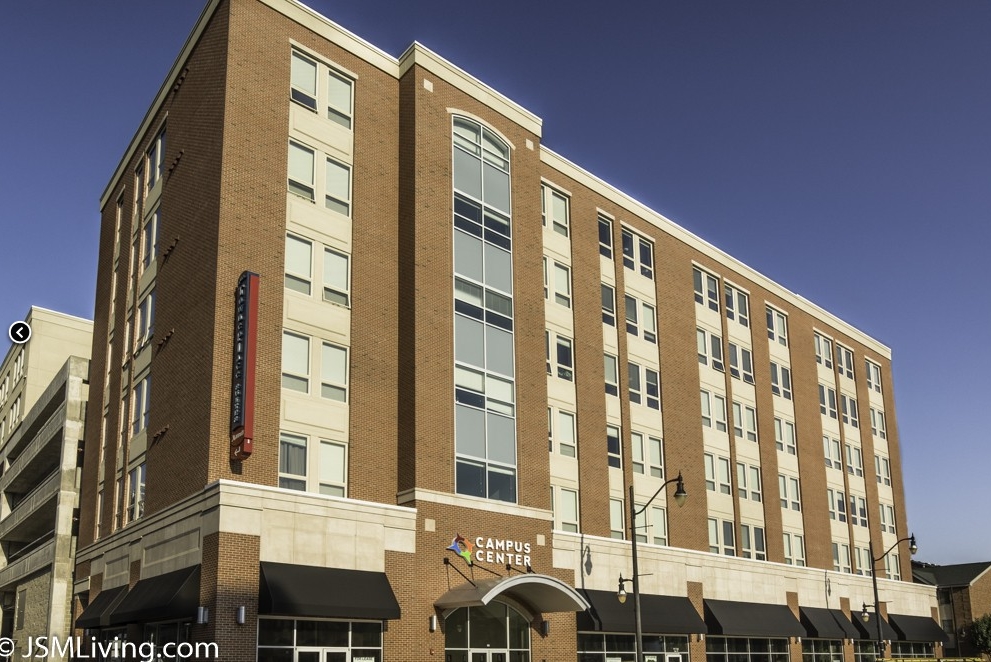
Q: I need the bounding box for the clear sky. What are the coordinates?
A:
[1,1,988,564]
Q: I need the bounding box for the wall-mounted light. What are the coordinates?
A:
[196,606,209,625]
[429,615,438,632]
[236,606,246,625]
[540,621,550,637]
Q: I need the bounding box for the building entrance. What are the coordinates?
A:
[444,603,530,662]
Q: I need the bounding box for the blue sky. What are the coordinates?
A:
[1,1,988,564]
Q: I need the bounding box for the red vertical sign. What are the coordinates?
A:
[230,271,259,460]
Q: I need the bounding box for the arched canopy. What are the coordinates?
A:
[435,574,590,616]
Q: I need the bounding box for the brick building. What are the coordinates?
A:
[913,561,991,657]
[72,0,943,660]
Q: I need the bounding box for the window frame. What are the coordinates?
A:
[290,48,355,129]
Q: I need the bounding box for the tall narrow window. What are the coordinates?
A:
[279,432,307,490]
[288,141,315,200]
[598,215,613,257]
[285,234,312,294]
[282,332,310,392]
[323,248,350,305]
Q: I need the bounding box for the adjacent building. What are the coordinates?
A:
[913,560,991,657]
[0,307,92,658]
[72,1,943,661]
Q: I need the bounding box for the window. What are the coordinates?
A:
[855,546,873,576]
[324,157,351,215]
[866,359,883,393]
[818,383,837,418]
[725,284,750,327]
[282,331,310,392]
[141,207,159,271]
[631,432,663,478]
[544,259,571,307]
[823,436,842,469]
[128,463,147,522]
[290,49,354,128]
[287,141,351,215]
[704,453,731,495]
[693,267,719,311]
[626,296,656,343]
[288,140,315,200]
[827,488,847,522]
[814,333,833,368]
[546,332,573,381]
[622,229,653,278]
[285,234,312,294]
[870,407,887,439]
[697,328,724,371]
[885,553,902,581]
[708,518,735,556]
[774,417,796,455]
[549,409,576,458]
[766,306,788,346]
[607,425,622,469]
[323,248,350,305]
[875,455,892,486]
[837,345,855,379]
[728,343,755,384]
[320,343,348,401]
[770,362,792,399]
[279,432,307,490]
[832,542,852,573]
[740,524,766,560]
[880,503,896,533]
[610,498,625,539]
[135,289,155,348]
[629,364,660,409]
[850,494,868,527]
[598,215,613,258]
[145,126,166,193]
[783,532,806,566]
[541,185,569,236]
[552,486,579,532]
[736,463,762,502]
[601,283,616,325]
[733,401,758,442]
[604,354,619,396]
[841,394,860,427]
[319,440,347,496]
[131,374,151,435]
[700,390,727,432]
[778,474,801,511]
[650,506,668,545]
[845,443,864,477]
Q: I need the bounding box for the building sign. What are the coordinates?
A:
[230,271,260,460]
[446,533,532,567]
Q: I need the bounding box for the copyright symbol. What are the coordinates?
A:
[0,637,14,656]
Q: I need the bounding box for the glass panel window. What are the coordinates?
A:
[607,425,621,469]
[622,229,653,278]
[279,432,307,490]
[841,394,860,427]
[823,435,842,469]
[771,362,792,399]
[282,331,310,392]
[604,353,619,396]
[320,343,348,401]
[127,463,146,522]
[866,359,883,393]
[766,306,788,346]
[131,375,151,435]
[693,267,719,311]
[326,70,353,128]
[837,344,855,379]
[325,158,351,215]
[724,284,750,327]
[609,498,625,539]
[141,207,159,271]
[288,141,315,200]
[815,333,834,368]
[323,248,350,305]
[285,234,312,294]
[290,51,318,110]
[319,440,347,496]
[542,186,570,236]
[819,384,838,418]
[553,262,571,307]
[870,407,887,439]
[554,487,579,532]
[601,283,616,325]
[598,215,613,257]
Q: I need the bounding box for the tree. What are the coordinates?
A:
[971,613,991,660]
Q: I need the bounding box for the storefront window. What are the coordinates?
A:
[802,639,843,662]
[706,636,789,662]
[577,633,688,662]
[142,621,191,662]
[890,642,934,658]
[853,641,877,662]
[257,618,382,662]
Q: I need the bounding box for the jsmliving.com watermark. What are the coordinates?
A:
[0,635,219,660]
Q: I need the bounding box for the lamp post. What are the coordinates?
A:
[861,534,918,659]
[617,472,688,662]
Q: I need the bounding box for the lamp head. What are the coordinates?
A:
[861,603,870,623]
[908,534,918,555]
[617,576,627,604]
[673,472,688,508]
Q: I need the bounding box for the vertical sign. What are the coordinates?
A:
[230,271,259,460]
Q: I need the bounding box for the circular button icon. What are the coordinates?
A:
[8,321,31,345]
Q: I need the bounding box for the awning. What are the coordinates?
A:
[852,612,899,641]
[109,566,200,625]
[799,607,859,639]
[577,589,706,634]
[76,585,129,629]
[889,614,949,643]
[259,562,400,620]
[434,574,589,615]
[704,599,804,637]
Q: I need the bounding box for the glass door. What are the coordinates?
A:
[471,653,508,662]
[297,650,321,662]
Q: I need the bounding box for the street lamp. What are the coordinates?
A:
[862,534,917,658]
[617,472,688,662]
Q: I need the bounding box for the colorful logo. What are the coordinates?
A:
[446,533,474,565]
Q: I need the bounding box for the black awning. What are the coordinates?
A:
[800,607,859,639]
[259,562,400,620]
[76,585,129,629]
[889,614,949,643]
[705,599,804,637]
[109,566,200,625]
[577,589,706,634]
[852,612,899,641]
